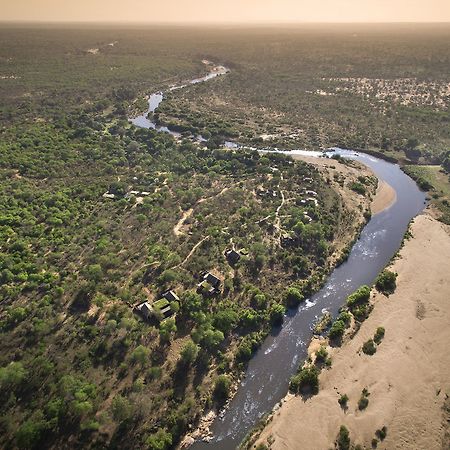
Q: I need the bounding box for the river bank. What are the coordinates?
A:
[371,180,397,215]
[255,211,450,450]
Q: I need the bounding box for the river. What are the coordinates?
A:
[130,66,426,450]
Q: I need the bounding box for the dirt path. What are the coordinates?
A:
[256,212,450,450]
[172,187,229,237]
[274,174,286,235]
[172,236,210,269]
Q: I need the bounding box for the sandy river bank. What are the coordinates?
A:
[372,180,397,215]
[256,212,450,450]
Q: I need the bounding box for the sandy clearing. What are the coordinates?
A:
[256,212,450,450]
[174,208,194,236]
[372,180,397,215]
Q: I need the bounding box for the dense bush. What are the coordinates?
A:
[375,270,397,295]
[213,375,232,402]
[346,285,371,308]
[329,319,346,341]
[283,287,304,308]
[349,181,366,195]
[289,366,319,395]
[146,428,172,450]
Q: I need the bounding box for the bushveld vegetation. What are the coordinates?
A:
[150,25,450,164]
[1,23,447,449]
[402,163,450,224]
[0,24,373,450]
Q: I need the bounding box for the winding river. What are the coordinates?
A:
[130,66,427,450]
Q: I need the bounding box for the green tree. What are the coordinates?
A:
[111,395,133,422]
[346,285,371,308]
[131,345,150,365]
[362,339,377,355]
[86,264,103,282]
[213,375,231,402]
[15,411,48,449]
[375,270,397,295]
[289,366,319,395]
[283,287,304,308]
[329,319,346,340]
[338,394,349,409]
[269,303,285,326]
[146,428,172,450]
[159,319,177,343]
[213,308,238,334]
[179,340,199,366]
[0,361,27,391]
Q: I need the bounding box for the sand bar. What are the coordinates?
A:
[257,212,450,450]
[372,180,397,215]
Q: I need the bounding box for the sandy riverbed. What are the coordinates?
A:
[372,180,397,215]
[256,212,450,450]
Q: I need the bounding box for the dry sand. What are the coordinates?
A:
[256,212,450,450]
[372,180,397,215]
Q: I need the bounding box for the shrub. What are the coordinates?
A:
[362,339,377,355]
[146,428,172,450]
[329,319,346,340]
[336,425,351,450]
[338,393,349,408]
[111,395,132,422]
[375,270,397,295]
[346,285,371,308]
[358,396,369,410]
[283,287,304,308]
[130,345,150,366]
[374,327,385,344]
[213,375,231,402]
[269,303,285,326]
[179,340,199,366]
[375,426,387,441]
[315,346,328,364]
[289,366,319,395]
[349,181,366,195]
[358,388,370,410]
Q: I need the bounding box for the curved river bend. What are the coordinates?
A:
[130,68,426,450]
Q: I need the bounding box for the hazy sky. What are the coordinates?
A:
[2,0,450,23]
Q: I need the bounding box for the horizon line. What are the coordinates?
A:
[1,19,450,26]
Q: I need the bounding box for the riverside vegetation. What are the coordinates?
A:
[0,25,377,450]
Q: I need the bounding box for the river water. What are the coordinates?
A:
[130,67,426,450]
